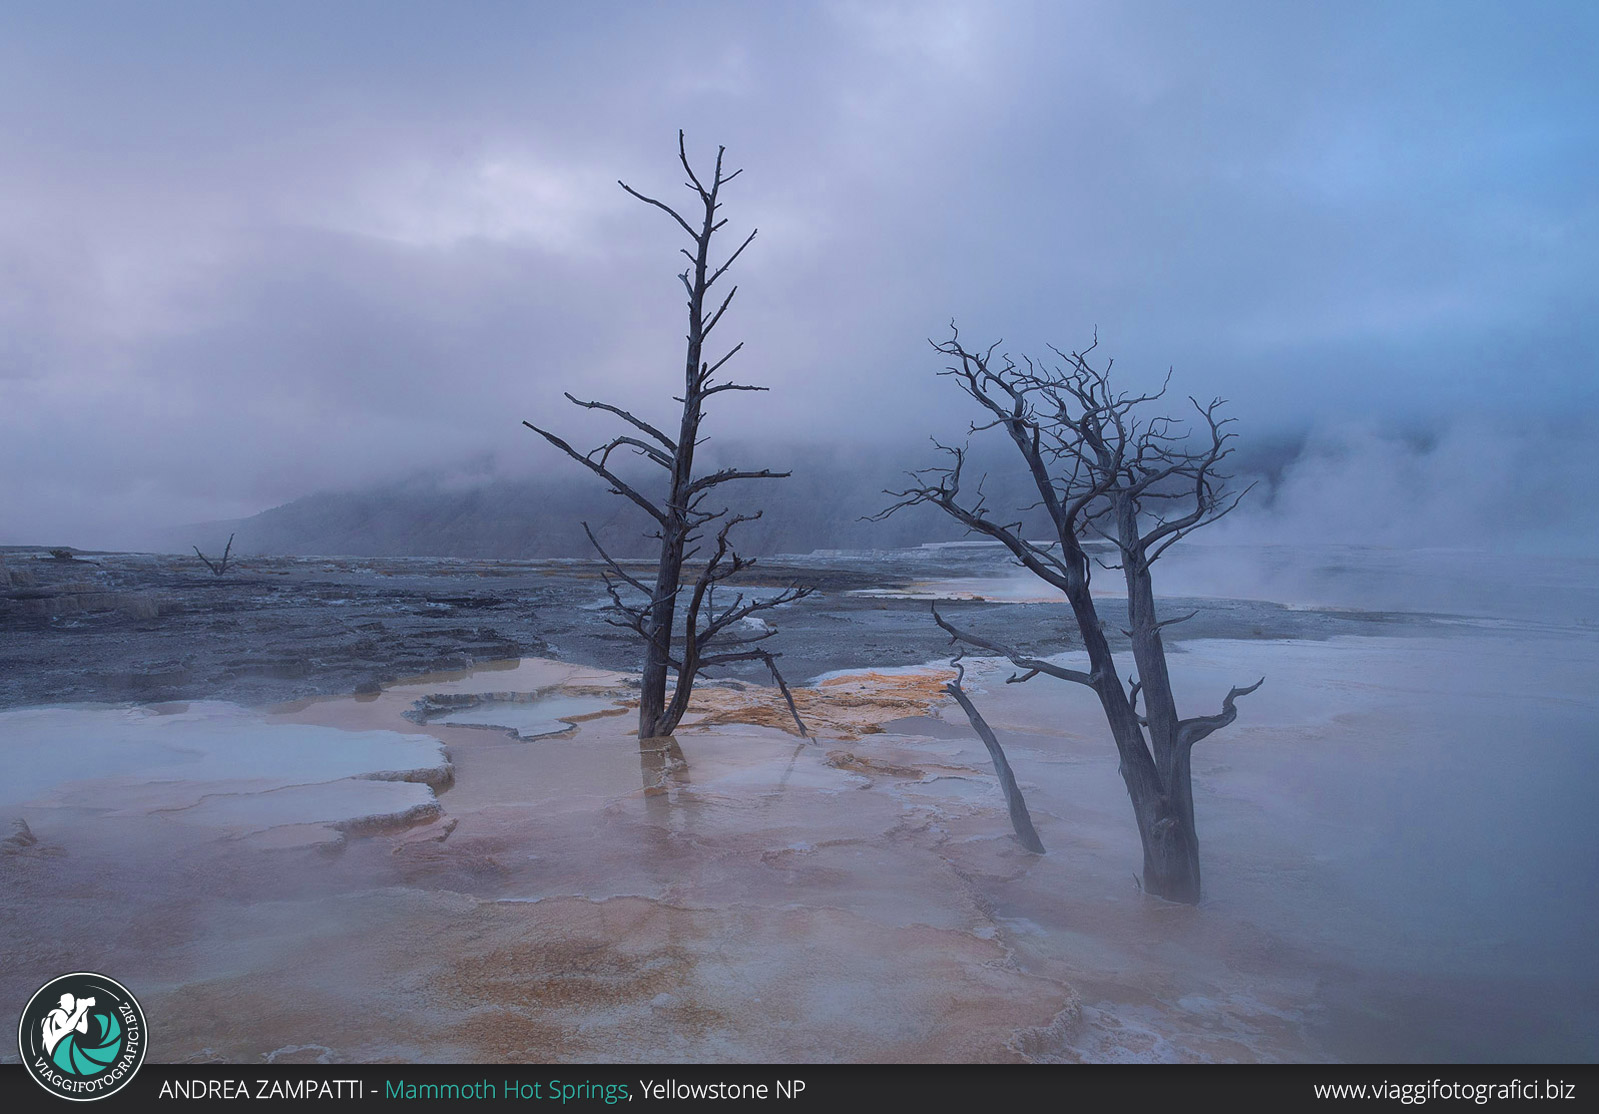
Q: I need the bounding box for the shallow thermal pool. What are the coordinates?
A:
[2,610,1595,1063]
[407,690,629,739]
[0,701,448,848]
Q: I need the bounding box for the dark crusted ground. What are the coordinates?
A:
[0,544,1440,709]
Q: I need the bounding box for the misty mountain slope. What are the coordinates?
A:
[170,446,1066,559]
[164,424,1599,563]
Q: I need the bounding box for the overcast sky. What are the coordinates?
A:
[2,0,1595,548]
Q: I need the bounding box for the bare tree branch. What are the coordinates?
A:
[707,228,757,289]
[703,381,771,397]
[562,394,678,452]
[1176,677,1265,750]
[523,421,668,526]
[931,604,1098,688]
[580,523,652,596]
[702,341,745,380]
[686,466,792,496]
[945,658,1046,853]
[617,180,697,238]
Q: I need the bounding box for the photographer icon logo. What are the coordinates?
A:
[19,973,146,1101]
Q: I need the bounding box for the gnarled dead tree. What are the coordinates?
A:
[880,328,1262,903]
[524,133,810,742]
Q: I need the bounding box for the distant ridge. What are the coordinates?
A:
[165,438,1301,560]
[167,453,975,560]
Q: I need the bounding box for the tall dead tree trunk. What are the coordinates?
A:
[881,328,1262,903]
[524,133,810,743]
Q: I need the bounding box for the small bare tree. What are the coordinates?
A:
[881,328,1261,903]
[194,533,234,576]
[525,133,810,742]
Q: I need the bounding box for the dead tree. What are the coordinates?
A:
[194,533,234,576]
[944,655,1046,853]
[524,133,810,742]
[880,328,1262,903]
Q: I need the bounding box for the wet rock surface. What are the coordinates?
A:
[0,548,553,707]
[0,545,1438,710]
